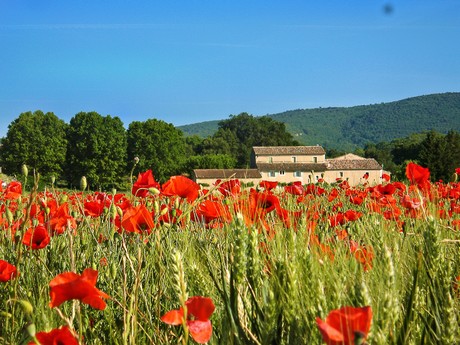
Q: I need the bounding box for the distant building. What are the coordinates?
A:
[193,146,387,186]
[192,169,261,186]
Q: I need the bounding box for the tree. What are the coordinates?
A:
[66,112,127,190]
[444,130,460,179]
[214,113,299,167]
[0,111,68,181]
[418,130,460,182]
[182,154,237,177]
[127,119,187,182]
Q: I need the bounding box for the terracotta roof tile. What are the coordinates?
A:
[252,146,326,155]
[326,158,382,170]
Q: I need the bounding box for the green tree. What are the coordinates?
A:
[0,110,68,181]
[215,113,299,167]
[444,130,460,180]
[418,130,460,182]
[66,112,127,190]
[127,119,187,182]
[182,154,237,177]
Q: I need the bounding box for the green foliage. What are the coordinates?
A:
[183,154,237,176]
[127,119,187,183]
[0,111,68,180]
[179,93,460,151]
[214,113,299,167]
[364,130,460,181]
[65,112,127,190]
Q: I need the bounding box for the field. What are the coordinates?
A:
[1,163,459,344]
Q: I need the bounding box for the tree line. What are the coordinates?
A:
[1,110,459,190]
[0,111,298,190]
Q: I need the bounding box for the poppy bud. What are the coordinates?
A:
[110,204,117,219]
[110,262,117,280]
[60,194,68,203]
[116,206,123,218]
[25,321,36,337]
[149,187,160,195]
[80,176,87,191]
[19,300,34,316]
[21,164,28,178]
[133,156,140,164]
[5,207,13,224]
[160,206,169,216]
[50,175,56,185]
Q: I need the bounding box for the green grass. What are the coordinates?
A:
[0,177,459,344]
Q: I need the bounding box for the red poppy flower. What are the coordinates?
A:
[344,210,363,222]
[121,204,155,234]
[49,268,110,310]
[192,199,231,225]
[0,260,18,282]
[406,162,430,189]
[48,202,77,235]
[161,296,215,344]
[3,181,22,200]
[132,170,160,198]
[22,225,50,249]
[28,326,79,345]
[215,179,241,197]
[316,306,373,345]
[284,181,304,195]
[381,173,391,182]
[83,200,105,217]
[162,175,200,203]
[259,180,278,191]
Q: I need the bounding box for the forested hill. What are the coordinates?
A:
[178,92,460,151]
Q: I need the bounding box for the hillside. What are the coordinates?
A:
[178,92,460,151]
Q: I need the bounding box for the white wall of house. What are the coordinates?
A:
[322,170,383,186]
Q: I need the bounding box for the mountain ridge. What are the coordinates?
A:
[178,92,460,151]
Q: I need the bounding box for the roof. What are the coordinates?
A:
[193,169,262,179]
[252,146,326,155]
[257,162,328,172]
[331,153,366,160]
[326,158,382,170]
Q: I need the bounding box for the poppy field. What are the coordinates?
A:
[1,162,459,344]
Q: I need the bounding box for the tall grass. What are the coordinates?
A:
[0,174,459,344]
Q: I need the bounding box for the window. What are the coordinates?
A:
[291,156,297,163]
[268,157,273,163]
[269,171,276,177]
[279,170,285,176]
[313,157,318,163]
[340,172,344,178]
[294,171,301,177]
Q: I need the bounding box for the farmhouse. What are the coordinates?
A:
[193,146,386,186]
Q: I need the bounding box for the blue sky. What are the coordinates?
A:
[1,1,459,138]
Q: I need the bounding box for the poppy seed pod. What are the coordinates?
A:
[21,164,28,178]
[80,176,87,191]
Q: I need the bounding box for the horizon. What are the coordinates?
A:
[1,1,459,138]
